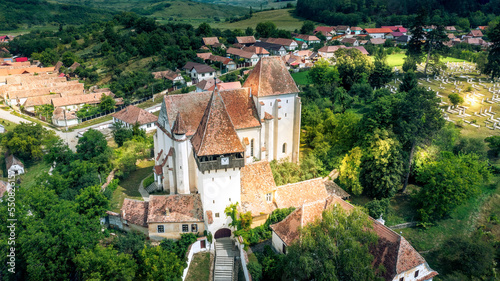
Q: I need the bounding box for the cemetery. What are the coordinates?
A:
[387,61,500,138]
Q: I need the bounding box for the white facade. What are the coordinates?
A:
[191,69,215,82]
[53,117,79,127]
[369,33,386,39]
[8,164,24,177]
[113,117,156,132]
[272,231,287,254]
[392,263,436,281]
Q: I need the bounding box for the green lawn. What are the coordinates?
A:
[0,118,18,132]
[19,161,51,189]
[185,252,211,281]
[109,160,154,213]
[381,54,471,68]
[210,8,312,31]
[291,71,310,86]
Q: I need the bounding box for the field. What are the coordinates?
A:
[210,8,311,31]
[291,71,310,85]
[377,53,470,68]
[185,252,211,281]
[191,0,297,9]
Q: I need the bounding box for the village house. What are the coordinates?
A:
[341,37,359,46]
[195,78,221,92]
[207,54,237,72]
[445,26,457,32]
[269,196,439,281]
[112,105,158,131]
[6,154,24,177]
[294,34,321,45]
[260,38,298,51]
[242,46,270,58]
[236,36,256,46]
[253,42,287,56]
[314,26,335,40]
[294,40,309,50]
[351,26,363,35]
[52,107,79,127]
[347,46,369,55]
[334,25,351,34]
[370,38,387,45]
[317,45,346,58]
[152,69,186,89]
[50,92,115,112]
[182,62,216,83]
[226,47,259,66]
[361,28,393,39]
[202,37,226,49]
[467,29,483,38]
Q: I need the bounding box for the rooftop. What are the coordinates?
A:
[112,105,158,126]
[240,161,277,216]
[147,194,203,223]
[121,199,149,227]
[243,56,299,97]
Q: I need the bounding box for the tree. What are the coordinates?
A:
[369,51,393,89]
[339,147,363,195]
[300,21,315,34]
[437,236,496,279]
[307,58,339,86]
[113,139,151,179]
[395,87,444,192]
[99,93,116,112]
[1,122,58,162]
[255,21,276,38]
[423,25,448,75]
[448,93,464,106]
[399,70,418,92]
[484,22,500,80]
[196,22,212,37]
[457,18,470,31]
[75,185,109,219]
[404,9,427,70]
[334,48,374,90]
[414,152,489,222]
[61,51,78,67]
[113,122,134,146]
[485,135,500,156]
[76,129,111,161]
[360,129,404,198]
[137,246,184,281]
[75,245,137,281]
[281,205,379,281]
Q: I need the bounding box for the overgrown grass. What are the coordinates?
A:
[185,252,211,281]
[0,118,18,132]
[19,161,51,189]
[69,115,113,131]
[109,160,154,212]
[291,70,310,85]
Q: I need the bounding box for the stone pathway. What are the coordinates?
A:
[138,178,150,202]
[214,238,237,281]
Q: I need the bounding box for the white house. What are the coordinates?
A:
[317,45,346,58]
[6,154,24,177]
[253,42,287,56]
[226,47,260,66]
[153,57,301,236]
[52,107,79,127]
[182,62,216,84]
[261,38,298,51]
[361,27,393,39]
[112,105,158,132]
[270,196,439,281]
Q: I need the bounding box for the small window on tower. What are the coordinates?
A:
[250,139,254,157]
[285,113,287,117]
[282,143,287,153]
[215,213,220,218]
[266,193,272,202]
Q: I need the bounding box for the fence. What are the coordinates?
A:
[79,95,153,123]
[235,236,251,281]
[389,221,418,230]
[182,237,210,281]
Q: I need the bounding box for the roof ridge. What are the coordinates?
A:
[276,177,324,189]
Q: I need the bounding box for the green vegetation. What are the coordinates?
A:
[109,160,153,212]
[291,70,310,85]
[185,252,211,281]
[210,8,310,31]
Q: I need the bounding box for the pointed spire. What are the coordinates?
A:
[190,87,244,157]
[172,112,187,135]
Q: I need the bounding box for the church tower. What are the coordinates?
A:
[191,86,245,234]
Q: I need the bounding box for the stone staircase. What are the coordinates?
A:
[214,238,236,281]
[145,181,159,193]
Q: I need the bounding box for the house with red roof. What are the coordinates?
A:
[112,105,158,131]
[361,28,393,38]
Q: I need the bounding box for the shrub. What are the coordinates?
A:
[247,261,263,281]
[364,198,391,218]
[143,174,154,188]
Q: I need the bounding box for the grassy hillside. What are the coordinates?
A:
[0,0,113,32]
[210,8,309,31]
[49,0,249,22]
[191,0,297,9]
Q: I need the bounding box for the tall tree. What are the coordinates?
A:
[423,25,448,75]
[485,23,500,80]
[395,87,444,192]
[281,205,380,281]
[404,9,427,71]
[75,245,137,281]
[339,147,363,195]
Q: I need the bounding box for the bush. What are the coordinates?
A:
[364,198,391,218]
[247,261,263,281]
[143,174,154,188]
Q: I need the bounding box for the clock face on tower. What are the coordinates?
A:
[221,157,229,165]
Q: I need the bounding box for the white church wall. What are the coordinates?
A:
[392,263,434,281]
[236,127,261,164]
[197,168,241,234]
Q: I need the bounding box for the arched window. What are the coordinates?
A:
[250,139,254,157]
[282,143,287,153]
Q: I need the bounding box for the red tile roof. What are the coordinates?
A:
[243,56,299,97]
[261,38,296,47]
[274,178,329,209]
[314,26,335,33]
[364,28,393,34]
[163,89,260,136]
[6,154,23,170]
[52,107,77,121]
[197,52,212,60]
[318,45,346,53]
[240,161,277,216]
[112,105,158,126]
[172,112,187,135]
[0,181,10,198]
[295,34,320,41]
[203,37,219,46]
[242,46,270,55]
[121,199,148,227]
[236,36,256,44]
[190,88,245,156]
[469,29,483,37]
[227,47,256,59]
[147,194,203,223]
[207,81,242,91]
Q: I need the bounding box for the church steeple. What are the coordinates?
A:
[190,87,245,172]
[172,112,187,136]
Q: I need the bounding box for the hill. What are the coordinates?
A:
[49,0,250,22]
[210,8,309,31]
[0,0,113,31]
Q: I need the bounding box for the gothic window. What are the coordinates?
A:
[282,143,287,153]
[157,225,165,233]
[250,139,254,157]
[182,224,189,232]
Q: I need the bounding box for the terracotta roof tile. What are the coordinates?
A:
[314,26,335,33]
[52,107,77,121]
[51,92,106,107]
[318,45,346,53]
[152,69,181,81]
[207,81,241,91]
[295,34,320,41]
[236,36,256,44]
[364,28,393,34]
[240,161,277,216]
[121,199,148,227]
[261,38,296,47]
[6,154,23,170]
[274,178,329,209]
[164,89,260,136]
[206,210,213,224]
[203,37,219,46]
[0,181,10,198]
[227,47,256,59]
[242,46,270,55]
[243,57,299,97]
[417,272,438,281]
[172,112,187,135]
[264,112,273,120]
[190,88,245,156]
[370,38,386,45]
[147,194,203,223]
[23,94,62,108]
[196,52,212,60]
[112,105,158,126]
[396,237,426,273]
[196,78,222,91]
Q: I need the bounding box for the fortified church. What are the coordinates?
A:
[153,56,302,234]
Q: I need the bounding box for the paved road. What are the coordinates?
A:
[0,103,161,151]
